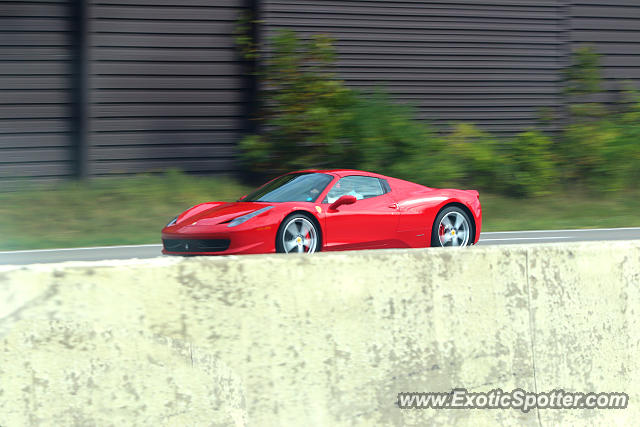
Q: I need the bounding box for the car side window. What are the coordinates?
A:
[324,176,386,203]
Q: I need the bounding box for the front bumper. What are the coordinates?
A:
[161,224,276,256]
[162,238,231,253]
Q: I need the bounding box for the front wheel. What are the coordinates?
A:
[276,214,320,254]
[431,206,472,247]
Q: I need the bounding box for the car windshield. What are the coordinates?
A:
[242,173,334,203]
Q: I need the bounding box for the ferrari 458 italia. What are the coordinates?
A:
[161,169,482,255]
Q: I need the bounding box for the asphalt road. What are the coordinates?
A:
[1,227,639,265]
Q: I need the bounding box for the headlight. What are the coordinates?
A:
[166,216,178,227]
[227,206,273,228]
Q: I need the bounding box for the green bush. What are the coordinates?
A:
[562,116,640,192]
[238,30,356,174]
[438,124,557,197]
[339,92,454,187]
[560,46,640,192]
[441,123,502,190]
[239,30,639,196]
[238,30,454,187]
[564,46,603,96]
[501,130,558,197]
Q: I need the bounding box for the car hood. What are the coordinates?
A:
[177,202,274,226]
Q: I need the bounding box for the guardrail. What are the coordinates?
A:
[0,241,638,425]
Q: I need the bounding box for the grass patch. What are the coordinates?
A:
[1,172,638,250]
[0,171,250,250]
[481,191,640,231]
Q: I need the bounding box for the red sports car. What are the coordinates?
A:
[161,169,481,255]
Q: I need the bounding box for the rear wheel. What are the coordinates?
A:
[276,214,320,254]
[431,206,472,247]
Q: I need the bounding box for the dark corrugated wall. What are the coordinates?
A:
[0,0,75,185]
[261,0,568,134]
[1,0,640,183]
[571,0,640,101]
[87,0,247,176]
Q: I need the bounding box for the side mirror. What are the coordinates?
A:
[238,194,247,201]
[329,195,357,211]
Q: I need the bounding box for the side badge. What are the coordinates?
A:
[315,206,322,214]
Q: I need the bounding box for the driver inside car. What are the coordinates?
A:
[326,180,363,203]
[306,186,321,202]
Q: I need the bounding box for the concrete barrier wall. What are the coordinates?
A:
[0,241,638,426]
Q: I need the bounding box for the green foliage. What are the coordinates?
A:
[440,124,558,196]
[564,46,603,95]
[560,48,640,191]
[338,92,453,186]
[233,12,259,60]
[441,123,502,190]
[564,46,608,120]
[562,99,640,191]
[238,30,461,188]
[239,30,639,196]
[238,30,355,174]
[500,130,558,197]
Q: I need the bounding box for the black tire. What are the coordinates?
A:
[431,206,473,247]
[276,213,321,254]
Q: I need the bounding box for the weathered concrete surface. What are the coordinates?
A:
[0,241,637,426]
[528,243,640,426]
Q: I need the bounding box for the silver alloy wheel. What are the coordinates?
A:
[438,211,470,247]
[282,217,318,254]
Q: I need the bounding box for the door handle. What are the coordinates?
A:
[388,203,398,209]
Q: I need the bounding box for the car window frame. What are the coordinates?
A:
[322,175,389,204]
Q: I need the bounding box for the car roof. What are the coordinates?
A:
[291,169,386,178]
[285,168,431,191]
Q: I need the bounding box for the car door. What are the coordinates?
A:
[322,175,399,250]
